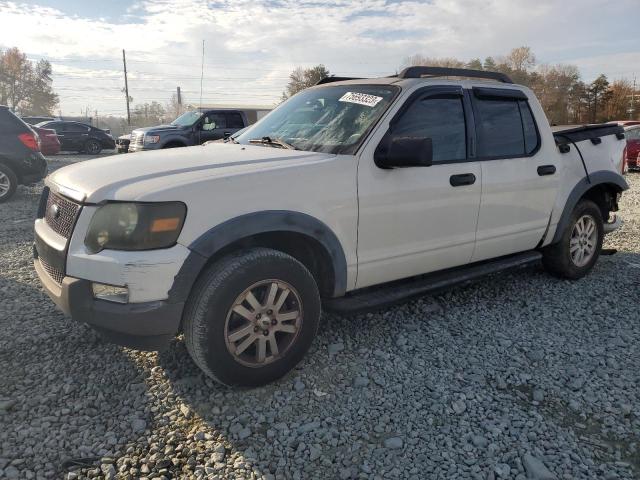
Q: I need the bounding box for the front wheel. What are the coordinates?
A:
[183,248,321,387]
[542,199,604,279]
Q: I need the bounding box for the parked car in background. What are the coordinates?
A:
[35,121,115,154]
[22,116,56,125]
[128,107,269,152]
[609,120,640,127]
[0,105,47,202]
[623,125,640,171]
[32,126,61,156]
[116,134,130,153]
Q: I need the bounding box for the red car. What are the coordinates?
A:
[623,125,640,171]
[32,126,60,156]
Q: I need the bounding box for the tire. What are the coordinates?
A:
[84,139,102,155]
[542,199,604,279]
[162,142,184,149]
[183,248,321,387]
[0,163,18,203]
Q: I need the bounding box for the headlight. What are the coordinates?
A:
[144,135,160,144]
[84,202,186,254]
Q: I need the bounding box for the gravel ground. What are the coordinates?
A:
[1,153,639,480]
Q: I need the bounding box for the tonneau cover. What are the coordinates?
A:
[552,123,624,144]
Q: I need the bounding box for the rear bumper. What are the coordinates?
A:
[34,258,184,350]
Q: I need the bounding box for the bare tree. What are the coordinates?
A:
[167,92,186,119]
[401,54,465,69]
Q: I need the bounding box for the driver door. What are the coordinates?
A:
[199,112,227,143]
[356,86,482,288]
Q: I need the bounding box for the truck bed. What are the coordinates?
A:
[552,123,624,144]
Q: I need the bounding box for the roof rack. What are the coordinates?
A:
[397,66,513,84]
[316,76,364,85]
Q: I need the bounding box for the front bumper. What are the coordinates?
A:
[34,257,184,350]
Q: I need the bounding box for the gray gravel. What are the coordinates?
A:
[1,154,639,479]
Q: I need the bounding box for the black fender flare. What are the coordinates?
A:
[551,170,628,244]
[169,210,348,302]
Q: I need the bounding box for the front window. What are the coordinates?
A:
[171,111,203,127]
[235,85,399,154]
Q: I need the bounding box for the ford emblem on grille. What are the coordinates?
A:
[49,203,60,219]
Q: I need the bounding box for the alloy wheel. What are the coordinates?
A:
[0,172,11,198]
[570,214,598,267]
[224,279,303,367]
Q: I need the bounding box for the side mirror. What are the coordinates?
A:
[374,136,433,169]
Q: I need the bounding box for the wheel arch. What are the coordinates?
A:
[551,170,628,244]
[169,211,348,304]
[161,138,187,148]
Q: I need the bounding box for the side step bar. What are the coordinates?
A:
[324,251,542,314]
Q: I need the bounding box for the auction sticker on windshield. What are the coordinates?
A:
[339,92,383,107]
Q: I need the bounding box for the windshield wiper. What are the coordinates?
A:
[249,136,296,150]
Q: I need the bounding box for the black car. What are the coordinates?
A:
[36,120,116,154]
[0,106,47,202]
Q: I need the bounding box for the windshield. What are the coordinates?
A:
[235,85,399,154]
[171,111,203,127]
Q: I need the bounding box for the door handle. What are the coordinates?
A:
[450,173,476,187]
[537,165,556,176]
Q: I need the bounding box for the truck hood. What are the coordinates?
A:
[132,124,184,135]
[47,143,334,202]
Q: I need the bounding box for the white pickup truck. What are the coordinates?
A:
[34,67,628,386]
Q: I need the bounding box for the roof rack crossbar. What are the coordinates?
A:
[315,76,364,85]
[398,66,513,84]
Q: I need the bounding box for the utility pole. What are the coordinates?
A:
[177,86,182,114]
[122,49,131,126]
[199,40,204,110]
[631,75,637,120]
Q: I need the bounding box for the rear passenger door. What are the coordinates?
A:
[226,111,246,135]
[470,87,560,262]
[63,122,90,151]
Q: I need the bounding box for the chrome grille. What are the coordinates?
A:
[44,191,80,239]
[39,258,64,285]
[133,133,144,146]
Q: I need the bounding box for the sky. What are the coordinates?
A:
[1,0,639,117]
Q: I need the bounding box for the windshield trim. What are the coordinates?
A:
[239,83,402,155]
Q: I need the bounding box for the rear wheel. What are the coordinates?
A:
[0,164,18,203]
[84,139,102,155]
[542,199,604,279]
[183,248,321,387]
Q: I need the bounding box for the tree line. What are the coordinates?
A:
[284,47,639,125]
[2,45,637,127]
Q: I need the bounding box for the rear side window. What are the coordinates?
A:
[64,123,90,133]
[392,95,467,162]
[227,112,244,129]
[473,96,539,158]
[0,109,28,133]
